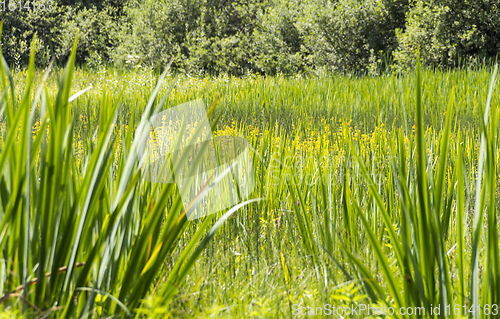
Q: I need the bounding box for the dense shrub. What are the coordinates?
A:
[113,0,406,75]
[1,0,129,68]
[250,0,309,75]
[112,0,268,75]
[59,6,123,66]
[1,4,67,68]
[111,0,198,71]
[300,0,394,75]
[183,0,266,75]
[1,0,499,74]
[393,0,500,70]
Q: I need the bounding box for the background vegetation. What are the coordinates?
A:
[2,0,499,75]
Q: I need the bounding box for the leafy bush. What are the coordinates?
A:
[301,0,406,75]
[58,5,123,66]
[1,4,68,68]
[393,0,500,70]
[2,0,499,74]
[250,0,309,75]
[1,1,129,68]
[113,0,268,75]
[111,0,199,70]
[183,0,266,75]
[113,0,401,75]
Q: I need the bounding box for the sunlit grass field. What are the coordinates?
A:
[2,35,500,318]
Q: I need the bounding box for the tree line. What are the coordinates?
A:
[2,0,499,75]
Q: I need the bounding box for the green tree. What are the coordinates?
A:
[394,0,500,69]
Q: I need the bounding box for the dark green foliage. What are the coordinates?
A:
[113,0,269,75]
[111,0,411,75]
[250,0,308,75]
[1,3,67,68]
[1,0,499,74]
[112,0,204,73]
[394,0,500,70]
[58,5,122,65]
[301,0,404,75]
[1,0,129,68]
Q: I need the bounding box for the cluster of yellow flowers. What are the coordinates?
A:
[26,111,473,185]
[213,119,396,160]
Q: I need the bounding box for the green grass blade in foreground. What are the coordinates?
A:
[160,198,263,306]
[352,202,405,318]
[21,35,38,310]
[471,64,498,318]
[346,137,406,277]
[481,63,500,319]
[414,55,435,306]
[75,287,132,317]
[456,131,466,307]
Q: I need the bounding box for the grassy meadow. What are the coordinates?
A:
[2,36,500,318]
